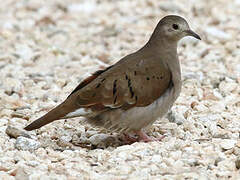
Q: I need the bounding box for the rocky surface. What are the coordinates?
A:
[0,0,239,179]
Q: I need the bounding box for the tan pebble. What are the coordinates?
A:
[11,111,29,120]
[5,125,31,139]
[56,139,73,148]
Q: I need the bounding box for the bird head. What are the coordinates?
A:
[152,15,201,42]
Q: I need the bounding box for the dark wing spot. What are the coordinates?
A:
[113,80,117,95]
[134,71,137,75]
[160,76,163,79]
[125,75,128,80]
[129,86,134,98]
[146,77,150,80]
[127,78,134,98]
[114,96,117,104]
[152,76,155,79]
[128,79,131,87]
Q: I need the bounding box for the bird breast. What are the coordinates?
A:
[117,83,177,131]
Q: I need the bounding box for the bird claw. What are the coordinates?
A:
[122,133,139,144]
[136,130,166,142]
[122,131,165,144]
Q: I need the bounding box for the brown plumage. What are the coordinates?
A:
[24,15,200,142]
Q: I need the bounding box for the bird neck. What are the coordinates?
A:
[142,36,182,85]
[144,36,177,55]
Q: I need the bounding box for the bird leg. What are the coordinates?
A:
[122,133,139,144]
[122,131,165,144]
[136,130,166,142]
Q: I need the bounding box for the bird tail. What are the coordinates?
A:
[24,101,74,131]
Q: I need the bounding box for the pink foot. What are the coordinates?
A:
[122,133,138,144]
[136,130,165,142]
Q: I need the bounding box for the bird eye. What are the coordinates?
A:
[172,24,179,30]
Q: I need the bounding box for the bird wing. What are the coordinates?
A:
[69,54,172,111]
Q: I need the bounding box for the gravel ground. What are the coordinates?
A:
[0,0,240,179]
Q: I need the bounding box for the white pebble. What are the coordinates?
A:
[220,139,237,150]
[15,137,40,151]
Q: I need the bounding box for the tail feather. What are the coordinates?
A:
[24,113,60,131]
[24,101,74,131]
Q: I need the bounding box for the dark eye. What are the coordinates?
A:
[172,24,179,30]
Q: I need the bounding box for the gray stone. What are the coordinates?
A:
[15,137,40,151]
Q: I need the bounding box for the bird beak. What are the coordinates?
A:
[184,30,201,40]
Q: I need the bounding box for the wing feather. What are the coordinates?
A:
[68,55,172,112]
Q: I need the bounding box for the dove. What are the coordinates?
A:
[24,15,201,142]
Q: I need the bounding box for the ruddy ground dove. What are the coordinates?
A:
[24,15,201,142]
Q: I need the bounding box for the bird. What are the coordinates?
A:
[24,15,201,143]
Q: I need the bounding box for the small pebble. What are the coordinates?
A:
[5,126,31,139]
[15,137,40,151]
[220,139,236,150]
